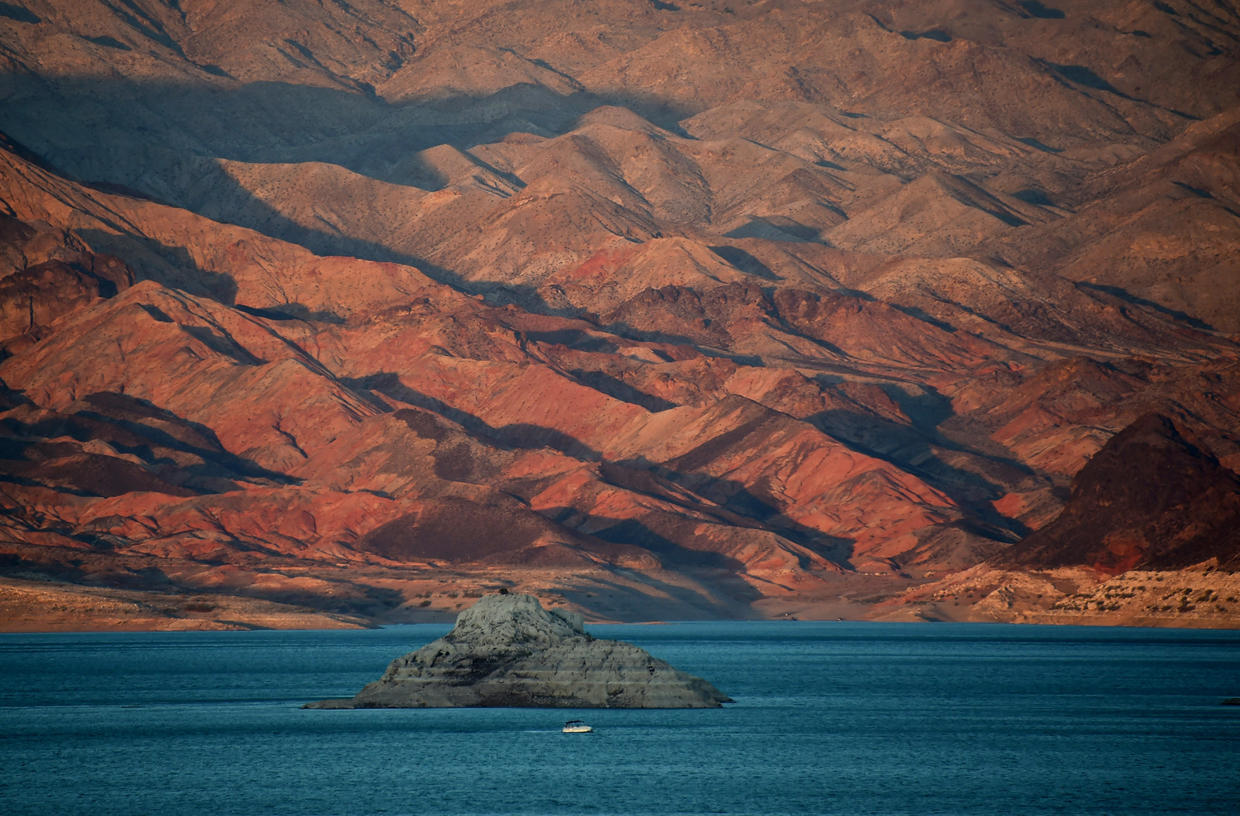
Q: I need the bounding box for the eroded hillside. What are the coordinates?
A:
[1,0,1238,628]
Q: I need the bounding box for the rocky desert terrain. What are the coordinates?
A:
[0,0,1237,629]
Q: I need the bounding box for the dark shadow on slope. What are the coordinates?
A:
[575,516,740,570]
[566,369,677,412]
[600,282,857,363]
[0,3,39,23]
[343,373,495,437]
[343,373,604,460]
[1015,136,1063,153]
[521,328,617,352]
[1076,281,1215,331]
[607,455,856,568]
[1048,63,1128,97]
[881,384,956,435]
[939,174,1028,227]
[890,303,958,333]
[1172,180,1214,200]
[599,320,712,349]
[362,495,596,564]
[181,325,267,365]
[477,282,591,319]
[900,29,952,42]
[725,216,828,243]
[0,75,698,188]
[1039,60,1197,122]
[86,170,592,323]
[0,75,700,317]
[0,469,97,497]
[0,547,105,586]
[0,520,406,618]
[495,423,602,461]
[0,441,203,497]
[1018,1,1065,19]
[872,382,1039,533]
[84,35,132,51]
[137,303,173,322]
[708,245,780,281]
[1,390,300,486]
[76,229,240,304]
[808,408,1030,542]
[1013,187,1056,207]
[234,303,345,324]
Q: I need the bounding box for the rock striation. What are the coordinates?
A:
[307,593,731,708]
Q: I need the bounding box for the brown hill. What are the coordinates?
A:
[0,0,1237,628]
[994,413,1240,574]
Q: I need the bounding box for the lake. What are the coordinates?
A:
[1,622,1238,815]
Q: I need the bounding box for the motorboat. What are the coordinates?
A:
[562,720,593,733]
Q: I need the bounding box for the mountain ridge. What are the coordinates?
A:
[0,0,1237,629]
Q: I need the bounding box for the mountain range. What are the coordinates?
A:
[1,0,1238,629]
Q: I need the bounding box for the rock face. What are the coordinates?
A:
[308,593,731,708]
[0,0,1238,631]
[994,413,1240,575]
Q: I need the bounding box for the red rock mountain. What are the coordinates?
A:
[0,0,1237,628]
[994,413,1240,575]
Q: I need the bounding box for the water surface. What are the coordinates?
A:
[2,622,1238,815]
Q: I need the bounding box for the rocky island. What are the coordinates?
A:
[306,593,731,708]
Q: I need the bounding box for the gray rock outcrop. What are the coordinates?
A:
[306,593,731,708]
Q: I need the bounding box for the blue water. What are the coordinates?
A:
[1,622,1238,815]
